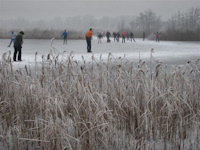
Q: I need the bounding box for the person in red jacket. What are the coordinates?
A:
[155,32,161,42]
[121,32,126,43]
[85,28,93,53]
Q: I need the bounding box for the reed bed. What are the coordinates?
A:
[0,48,199,150]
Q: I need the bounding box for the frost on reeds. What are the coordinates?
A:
[0,49,199,150]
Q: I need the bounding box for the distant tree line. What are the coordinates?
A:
[130,8,200,41]
[0,28,84,39]
[0,7,199,41]
[162,7,200,41]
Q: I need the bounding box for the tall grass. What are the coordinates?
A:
[0,48,199,149]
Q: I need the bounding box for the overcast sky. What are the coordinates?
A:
[0,0,200,21]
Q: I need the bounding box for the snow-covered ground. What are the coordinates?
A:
[0,37,199,67]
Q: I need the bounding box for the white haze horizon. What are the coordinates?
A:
[1,0,200,22]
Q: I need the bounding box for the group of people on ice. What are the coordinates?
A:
[8,31,24,61]
[97,31,137,44]
[96,31,162,44]
[87,29,162,52]
[8,29,162,60]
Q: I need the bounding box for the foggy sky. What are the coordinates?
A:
[0,0,200,21]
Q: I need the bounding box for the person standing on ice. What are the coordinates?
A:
[113,32,117,42]
[121,32,126,43]
[8,31,17,47]
[85,28,93,53]
[13,31,24,61]
[143,31,145,41]
[97,32,102,44]
[106,31,111,43]
[116,32,121,42]
[155,32,161,42]
[130,32,135,42]
[62,30,68,44]
[126,32,130,41]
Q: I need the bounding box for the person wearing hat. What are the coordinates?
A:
[13,31,24,61]
[85,28,93,53]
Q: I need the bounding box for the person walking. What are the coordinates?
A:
[85,28,93,53]
[130,32,135,42]
[8,31,17,47]
[13,31,24,61]
[62,30,68,44]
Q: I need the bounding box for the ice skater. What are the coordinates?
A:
[62,30,68,44]
[130,32,135,42]
[143,31,145,41]
[85,28,93,53]
[8,31,17,47]
[126,32,130,41]
[155,32,161,42]
[97,32,102,44]
[116,32,121,42]
[106,31,111,43]
[113,32,117,42]
[13,31,24,61]
[121,32,126,43]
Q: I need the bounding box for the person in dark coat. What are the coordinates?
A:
[143,31,145,41]
[113,32,117,42]
[13,31,24,61]
[130,32,136,42]
[106,31,111,43]
[116,32,121,42]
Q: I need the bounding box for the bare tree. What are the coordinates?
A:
[136,9,162,36]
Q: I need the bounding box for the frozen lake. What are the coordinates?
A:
[0,37,199,67]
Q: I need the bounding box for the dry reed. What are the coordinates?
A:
[0,48,199,150]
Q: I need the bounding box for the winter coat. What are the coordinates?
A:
[14,34,23,47]
[98,33,102,38]
[62,31,68,37]
[85,30,93,38]
[106,32,111,38]
[122,32,126,37]
[156,33,160,38]
[113,32,116,37]
[130,32,134,38]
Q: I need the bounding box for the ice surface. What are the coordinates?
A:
[0,37,199,68]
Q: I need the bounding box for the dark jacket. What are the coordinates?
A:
[106,32,111,38]
[130,32,134,38]
[14,34,23,47]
